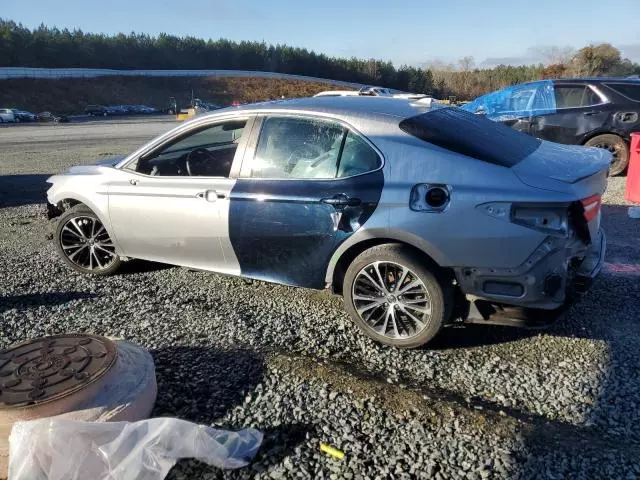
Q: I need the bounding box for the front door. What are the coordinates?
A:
[108,117,252,273]
[228,115,384,289]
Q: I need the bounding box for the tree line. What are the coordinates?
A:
[1,19,638,100]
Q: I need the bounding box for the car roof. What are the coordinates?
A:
[552,77,640,84]
[211,96,427,122]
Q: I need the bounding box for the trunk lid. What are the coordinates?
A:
[512,141,610,192]
[513,141,609,243]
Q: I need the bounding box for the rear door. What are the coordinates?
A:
[108,116,253,273]
[531,84,610,143]
[228,114,384,288]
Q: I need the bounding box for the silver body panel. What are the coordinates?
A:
[47,96,609,312]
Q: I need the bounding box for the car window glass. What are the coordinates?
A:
[251,117,346,179]
[135,120,246,177]
[508,87,536,111]
[605,83,640,101]
[583,88,602,105]
[554,86,599,108]
[337,131,382,178]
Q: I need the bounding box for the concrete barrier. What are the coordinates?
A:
[0,67,364,88]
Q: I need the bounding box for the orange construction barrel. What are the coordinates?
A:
[626,133,640,203]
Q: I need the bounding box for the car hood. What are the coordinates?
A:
[47,156,125,183]
[512,141,611,191]
[92,156,126,167]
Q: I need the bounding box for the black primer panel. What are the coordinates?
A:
[399,107,541,167]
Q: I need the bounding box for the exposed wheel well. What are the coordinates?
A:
[47,198,84,219]
[331,238,452,295]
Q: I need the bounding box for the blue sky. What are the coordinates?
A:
[3,0,640,66]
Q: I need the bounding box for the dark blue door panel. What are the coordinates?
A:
[228,171,383,288]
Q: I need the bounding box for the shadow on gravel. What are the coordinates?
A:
[429,324,535,350]
[152,345,310,476]
[0,291,97,313]
[0,174,51,208]
[117,259,174,275]
[151,345,266,423]
[513,272,640,476]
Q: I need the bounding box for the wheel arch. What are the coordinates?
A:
[48,193,123,254]
[327,232,452,295]
[579,130,628,145]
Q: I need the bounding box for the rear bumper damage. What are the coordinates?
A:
[455,229,606,328]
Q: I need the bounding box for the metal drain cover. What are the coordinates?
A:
[0,334,117,408]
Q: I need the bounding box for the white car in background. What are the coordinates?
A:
[0,108,16,123]
[313,90,360,97]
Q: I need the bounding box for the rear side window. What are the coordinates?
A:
[554,86,602,108]
[251,116,381,179]
[605,83,640,102]
[399,107,541,168]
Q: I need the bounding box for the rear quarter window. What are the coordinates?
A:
[605,83,640,102]
[399,107,541,168]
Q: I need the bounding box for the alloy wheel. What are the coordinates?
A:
[59,216,117,271]
[352,261,432,339]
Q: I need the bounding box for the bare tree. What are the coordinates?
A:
[537,46,575,66]
[458,56,475,72]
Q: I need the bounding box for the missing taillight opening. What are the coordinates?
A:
[581,195,601,222]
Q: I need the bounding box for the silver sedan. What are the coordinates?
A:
[46,97,608,348]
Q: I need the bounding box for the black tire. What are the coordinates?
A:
[584,134,629,176]
[343,244,452,348]
[54,204,121,276]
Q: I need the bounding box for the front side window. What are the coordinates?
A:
[134,120,246,177]
[250,116,381,179]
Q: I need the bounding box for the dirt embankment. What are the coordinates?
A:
[0,76,349,114]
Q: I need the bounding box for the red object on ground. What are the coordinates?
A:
[626,133,640,203]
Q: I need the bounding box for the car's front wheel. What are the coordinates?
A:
[584,134,629,176]
[54,204,121,275]
[343,244,451,348]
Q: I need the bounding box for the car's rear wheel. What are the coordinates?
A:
[343,244,451,348]
[54,204,121,275]
[584,134,629,176]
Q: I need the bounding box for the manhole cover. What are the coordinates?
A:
[0,334,117,408]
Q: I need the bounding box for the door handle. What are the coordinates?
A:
[129,179,138,185]
[583,111,599,116]
[321,194,361,207]
[196,190,227,201]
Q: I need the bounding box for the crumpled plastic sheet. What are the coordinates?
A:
[8,417,262,480]
[461,79,556,120]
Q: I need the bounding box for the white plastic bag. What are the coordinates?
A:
[8,417,262,480]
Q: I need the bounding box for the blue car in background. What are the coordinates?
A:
[462,78,640,175]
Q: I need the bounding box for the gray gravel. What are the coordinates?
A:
[1,121,640,479]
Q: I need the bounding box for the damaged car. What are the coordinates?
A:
[46,97,608,348]
[461,78,640,175]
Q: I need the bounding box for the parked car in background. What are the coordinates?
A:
[36,111,69,123]
[314,90,360,97]
[0,108,16,123]
[359,86,394,96]
[84,105,109,116]
[461,78,640,175]
[46,97,608,348]
[12,109,36,122]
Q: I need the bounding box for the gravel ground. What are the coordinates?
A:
[1,121,640,479]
